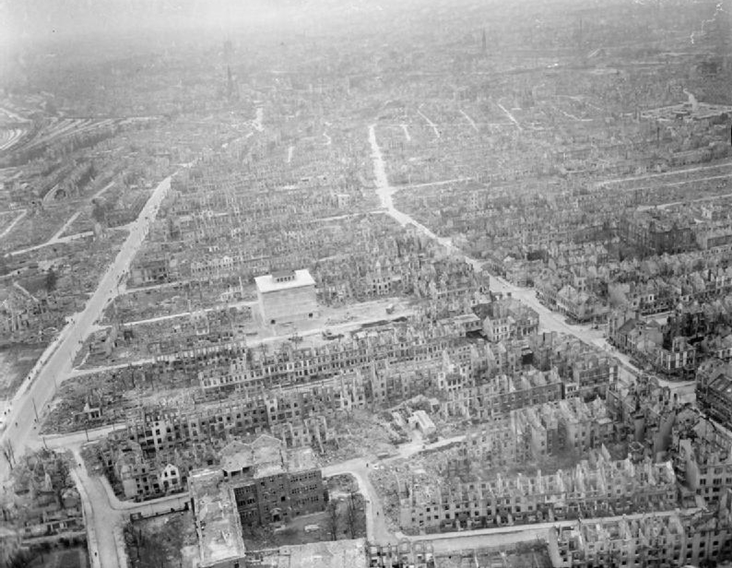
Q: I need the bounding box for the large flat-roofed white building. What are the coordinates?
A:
[255,269,318,325]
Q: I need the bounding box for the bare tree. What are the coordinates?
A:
[7,550,35,568]
[326,500,340,540]
[51,456,73,509]
[2,439,15,470]
[124,523,144,561]
[345,490,359,539]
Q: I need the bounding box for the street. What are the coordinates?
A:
[0,174,175,565]
[367,124,632,364]
[0,122,699,566]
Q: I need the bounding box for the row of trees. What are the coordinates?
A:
[325,490,365,541]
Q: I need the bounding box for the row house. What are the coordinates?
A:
[400,447,677,533]
[119,398,334,459]
[607,264,732,316]
[442,367,564,422]
[195,319,468,396]
[548,493,732,568]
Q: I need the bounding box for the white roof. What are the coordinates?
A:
[255,269,316,293]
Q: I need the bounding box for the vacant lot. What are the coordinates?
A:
[126,512,198,568]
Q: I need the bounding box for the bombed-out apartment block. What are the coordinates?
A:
[189,469,247,568]
[514,398,614,459]
[130,255,179,286]
[454,398,614,473]
[477,295,540,343]
[399,446,677,533]
[442,367,564,421]
[0,287,79,343]
[118,401,331,458]
[188,436,325,553]
[618,210,697,257]
[606,375,679,460]
[100,436,190,500]
[192,318,473,398]
[673,414,732,508]
[223,435,326,527]
[529,332,618,399]
[453,414,529,472]
[548,490,732,568]
[697,358,732,430]
[4,449,85,544]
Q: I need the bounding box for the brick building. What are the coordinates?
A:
[225,435,326,527]
[619,211,697,257]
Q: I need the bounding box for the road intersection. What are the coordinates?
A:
[0,122,703,565]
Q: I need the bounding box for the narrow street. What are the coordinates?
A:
[71,447,122,568]
[400,124,411,142]
[0,208,27,240]
[596,158,732,187]
[459,109,479,132]
[402,507,698,554]
[416,107,441,139]
[496,101,523,131]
